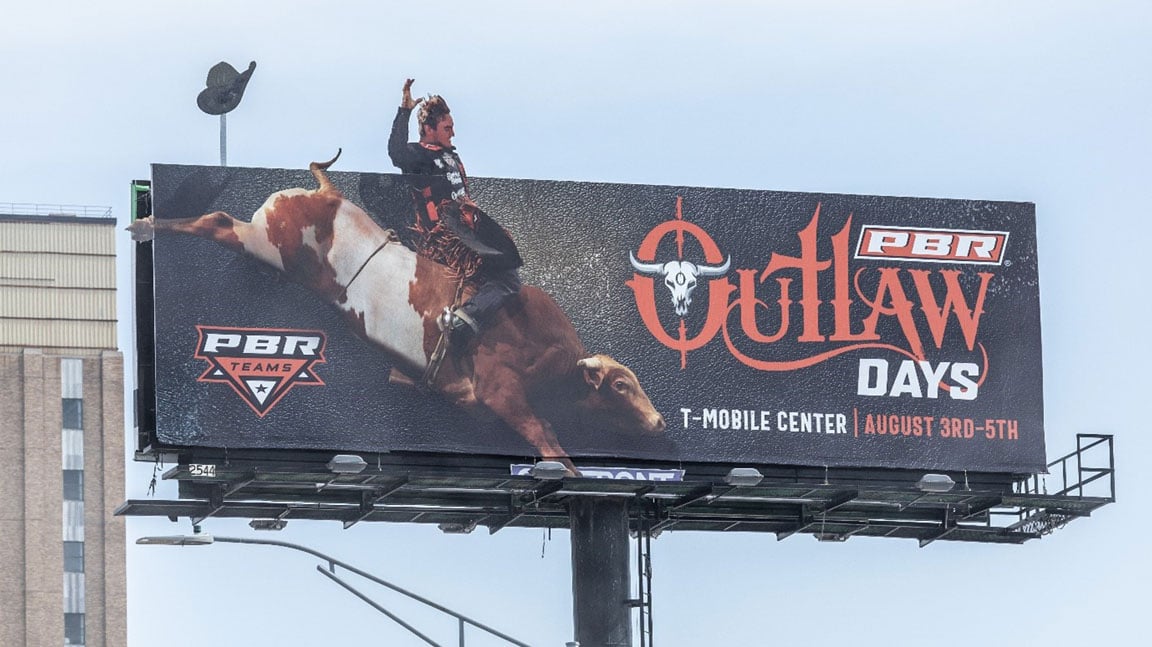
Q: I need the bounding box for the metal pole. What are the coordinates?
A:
[644,528,654,644]
[209,536,530,646]
[636,527,645,647]
[220,113,227,166]
[316,567,441,646]
[569,498,632,647]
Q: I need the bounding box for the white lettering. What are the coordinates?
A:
[911,233,952,256]
[702,408,718,428]
[243,334,281,354]
[918,360,950,399]
[954,235,998,259]
[889,360,923,397]
[202,333,242,353]
[282,335,320,356]
[858,359,888,396]
[867,231,909,253]
[951,363,980,400]
[859,358,980,400]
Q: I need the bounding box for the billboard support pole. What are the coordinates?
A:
[220,113,227,166]
[569,497,632,646]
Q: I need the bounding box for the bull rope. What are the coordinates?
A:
[422,277,468,389]
[339,229,400,301]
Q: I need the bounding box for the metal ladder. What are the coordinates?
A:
[633,525,655,647]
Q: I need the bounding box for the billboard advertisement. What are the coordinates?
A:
[137,161,1045,474]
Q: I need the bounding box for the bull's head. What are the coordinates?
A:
[630,252,731,316]
[577,355,665,435]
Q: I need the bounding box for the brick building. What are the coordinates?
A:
[0,207,125,646]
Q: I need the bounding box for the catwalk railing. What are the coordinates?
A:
[1006,434,1115,536]
[0,202,112,218]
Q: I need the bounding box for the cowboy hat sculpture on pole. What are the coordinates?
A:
[196,60,257,166]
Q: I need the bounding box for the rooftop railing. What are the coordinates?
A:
[0,202,112,218]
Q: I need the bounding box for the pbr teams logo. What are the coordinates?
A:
[193,326,327,416]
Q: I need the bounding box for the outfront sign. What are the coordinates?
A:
[142,163,1045,473]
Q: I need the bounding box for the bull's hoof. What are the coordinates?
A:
[126,216,155,242]
[387,368,418,388]
[561,459,581,478]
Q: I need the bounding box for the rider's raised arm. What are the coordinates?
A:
[388,78,424,173]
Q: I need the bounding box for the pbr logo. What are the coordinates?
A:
[193,325,327,416]
[855,225,1009,265]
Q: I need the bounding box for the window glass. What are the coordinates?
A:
[64,541,84,573]
[62,398,83,429]
[64,470,84,501]
[64,612,85,645]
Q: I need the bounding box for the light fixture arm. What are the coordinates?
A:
[139,534,531,646]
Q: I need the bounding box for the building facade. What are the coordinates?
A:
[0,208,125,647]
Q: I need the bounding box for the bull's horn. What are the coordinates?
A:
[629,251,665,276]
[696,255,732,277]
[577,357,603,370]
[578,356,607,389]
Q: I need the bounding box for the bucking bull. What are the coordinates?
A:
[129,153,666,474]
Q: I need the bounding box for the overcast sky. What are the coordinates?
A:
[2,1,1147,645]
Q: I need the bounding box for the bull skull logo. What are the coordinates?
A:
[629,252,731,316]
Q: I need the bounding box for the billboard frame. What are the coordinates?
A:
[132,166,1048,475]
[120,434,1114,546]
[124,171,1103,544]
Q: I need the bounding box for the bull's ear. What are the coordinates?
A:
[577,357,606,390]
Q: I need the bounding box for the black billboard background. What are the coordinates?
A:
[148,163,1045,473]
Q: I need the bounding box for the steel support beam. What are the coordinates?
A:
[570,497,632,647]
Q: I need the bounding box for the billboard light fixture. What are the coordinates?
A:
[327,454,368,474]
[136,533,214,546]
[529,461,569,480]
[249,519,287,531]
[725,467,764,487]
[917,474,956,493]
[437,521,478,534]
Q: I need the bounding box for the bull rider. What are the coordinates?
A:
[387,78,522,344]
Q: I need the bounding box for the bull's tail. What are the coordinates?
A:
[309,148,343,193]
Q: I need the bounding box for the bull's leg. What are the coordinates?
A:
[479,386,578,476]
[127,212,253,255]
[514,415,578,477]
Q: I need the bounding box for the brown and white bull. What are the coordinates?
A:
[129,153,665,474]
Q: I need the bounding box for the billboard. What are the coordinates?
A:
[137,162,1045,474]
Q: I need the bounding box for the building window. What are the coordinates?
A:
[62,398,83,430]
[64,612,85,645]
[64,541,85,573]
[61,359,86,645]
[63,470,84,501]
